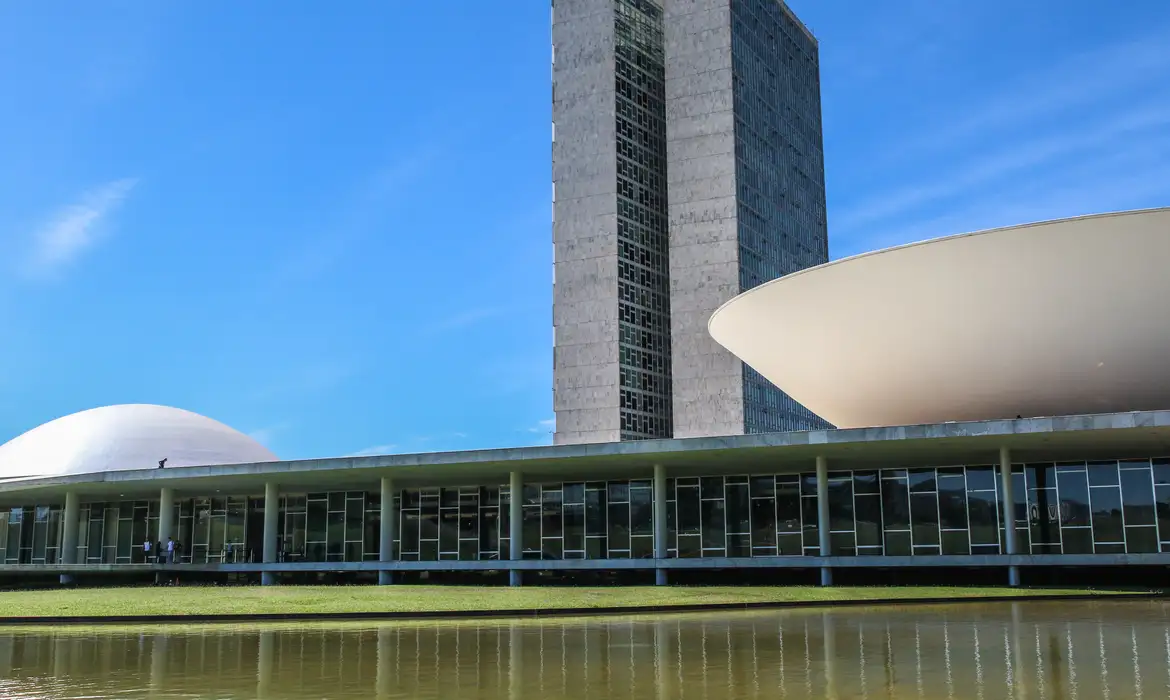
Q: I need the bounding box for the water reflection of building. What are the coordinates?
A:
[1,601,1168,698]
[2,210,1170,587]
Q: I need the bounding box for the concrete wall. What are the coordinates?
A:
[553,0,622,445]
[664,0,745,439]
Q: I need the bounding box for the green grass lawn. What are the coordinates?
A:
[0,585,1138,619]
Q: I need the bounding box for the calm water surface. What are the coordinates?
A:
[0,599,1167,698]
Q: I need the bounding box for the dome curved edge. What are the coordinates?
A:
[0,404,278,480]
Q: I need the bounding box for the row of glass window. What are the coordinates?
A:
[4,458,1169,565]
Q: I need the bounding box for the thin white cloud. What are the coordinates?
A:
[348,444,398,457]
[835,104,1170,235]
[527,418,555,434]
[26,178,137,277]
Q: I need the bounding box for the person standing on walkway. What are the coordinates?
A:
[143,538,152,563]
[166,536,175,564]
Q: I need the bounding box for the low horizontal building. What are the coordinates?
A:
[2,209,1168,587]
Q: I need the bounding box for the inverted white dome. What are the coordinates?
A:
[0,404,278,479]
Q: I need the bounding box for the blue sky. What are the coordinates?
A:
[0,1,1167,459]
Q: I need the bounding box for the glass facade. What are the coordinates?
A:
[614,0,672,441]
[6,457,1170,565]
[729,0,832,433]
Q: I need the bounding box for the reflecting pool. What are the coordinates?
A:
[0,599,1167,698]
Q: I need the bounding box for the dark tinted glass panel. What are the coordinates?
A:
[1120,468,1156,526]
[542,491,562,538]
[630,488,653,536]
[853,471,879,495]
[586,488,608,536]
[700,499,725,549]
[1028,488,1060,545]
[608,503,630,550]
[910,492,939,546]
[801,475,817,497]
[727,534,750,558]
[827,480,853,531]
[1061,528,1093,554]
[479,510,499,557]
[801,497,819,547]
[909,469,936,493]
[522,507,541,552]
[725,483,750,534]
[1157,485,1170,542]
[440,510,459,552]
[675,535,699,558]
[854,495,882,547]
[750,476,774,498]
[776,481,800,533]
[1057,470,1090,526]
[881,479,910,530]
[607,482,629,503]
[1025,464,1055,490]
[524,485,541,506]
[675,486,699,535]
[965,467,996,491]
[750,498,776,547]
[700,477,724,500]
[563,483,584,505]
[1095,542,1125,554]
[884,531,911,556]
[1091,486,1124,543]
[829,531,855,556]
[631,536,653,559]
[967,491,999,546]
[941,530,969,556]
[1126,526,1158,553]
[777,533,802,555]
[1153,459,1170,485]
[563,504,584,552]
[937,475,968,530]
[1088,462,1120,486]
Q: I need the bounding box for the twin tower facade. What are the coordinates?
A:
[552,0,829,444]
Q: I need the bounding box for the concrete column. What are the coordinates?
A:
[60,491,80,585]
[378,478,396,585]
[653,463,668,586]
[1000,446,1020,586]
[816,456,832,586]
[158,487,175,553]
[509,471,523,587]
[261,482,279,586]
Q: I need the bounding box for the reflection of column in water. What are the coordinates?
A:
[509,623,522,700]
[1011,602,1026,700]
[52,634,68,680]
[375,627,392,699]
[1065,623,1078,700]
[1032,625,1044,699]
[1130,626,1142,699]
[943,620,954,700]
[256,630,274,699]
[777,616,785,691]
[884,622,895,696]
[973,624,985,700]
[803,618,812,697]
[858,620,868,700]
[150,633,168,692]
[1003,625,1014,697]
[914,622,923,699]
[1098,623,1110,700]
[655,620,670,700]
[0,634,12,678]
[822,612,837,700]
[1049,629,1065,700]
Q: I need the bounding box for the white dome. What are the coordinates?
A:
[0,404,278,479]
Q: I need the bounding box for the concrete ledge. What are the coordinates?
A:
[0,591,1155,627]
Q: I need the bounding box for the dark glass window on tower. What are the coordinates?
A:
[730,0,831,434]
[615,0,671,441]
